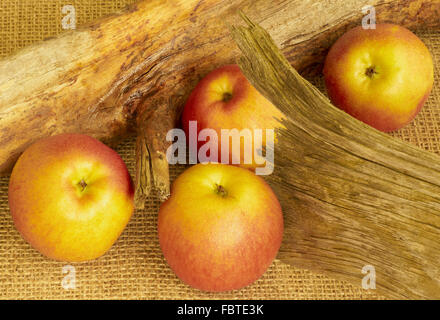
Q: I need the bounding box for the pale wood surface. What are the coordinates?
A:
[232,15,440,299]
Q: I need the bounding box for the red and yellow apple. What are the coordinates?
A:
[158,163,283,292]
[182,64,284,170]
[8,133,134,262]
[323,23,434,132]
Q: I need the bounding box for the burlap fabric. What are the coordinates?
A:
[0,0,437,300]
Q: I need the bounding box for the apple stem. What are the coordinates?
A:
[365,66,378,78]
[222,92,233,102]
[215,184,228,197]
[78,179,87,192]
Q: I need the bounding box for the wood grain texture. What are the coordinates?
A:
[231,15,440,299]
[0,0,439,200]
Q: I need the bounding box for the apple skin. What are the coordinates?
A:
[158,163,283,292]
[182,64,284,169]
[8,134,134,262]
[323,23,434,132]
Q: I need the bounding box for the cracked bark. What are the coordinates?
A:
[135,101,174,208]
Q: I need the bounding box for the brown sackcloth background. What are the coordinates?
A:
[0,0,438,300]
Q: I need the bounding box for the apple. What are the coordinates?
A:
[323,23,434,132]
[158,163,283,292]
[8,133,134,262]
[181,64,284,170]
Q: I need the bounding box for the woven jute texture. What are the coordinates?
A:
[0,1,438,300]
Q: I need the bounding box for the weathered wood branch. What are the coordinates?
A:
[0,0,439,205]
[231,15,440,299]
[135,100,173,208]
